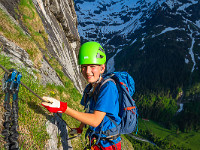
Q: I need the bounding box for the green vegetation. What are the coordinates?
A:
[18,0,48,49]
[0,0,48,68]
[113,19,200,149]
[176,100,200,132]
[135,92,178,127]
[133,89,200,149]
[127,118,200,150]
[185,82,200,97]
[0,53,47,149]
[0,52,84,149]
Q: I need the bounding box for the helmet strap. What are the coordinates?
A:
[91,74,102,87]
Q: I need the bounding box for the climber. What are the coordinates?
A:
[42,41,121,150]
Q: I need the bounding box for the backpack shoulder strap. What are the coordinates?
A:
[99,78,115,90]
[83,77,115,104]
[92,77,120,135]
[93,77,116,102]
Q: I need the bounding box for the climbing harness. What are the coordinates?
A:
[1,68,22,150]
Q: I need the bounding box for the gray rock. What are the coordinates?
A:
[46,114,73,150]
[33,0,84,93]
[0,0,85,149]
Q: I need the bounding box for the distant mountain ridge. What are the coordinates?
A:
[74,0,200,94]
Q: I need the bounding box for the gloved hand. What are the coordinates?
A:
[41,96,67,113]
[69,128,83,135]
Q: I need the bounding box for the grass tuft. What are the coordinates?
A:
[0,52,84,149]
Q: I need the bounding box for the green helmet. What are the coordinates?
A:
[78,41,106,65]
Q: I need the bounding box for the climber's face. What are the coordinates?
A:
[81,64,105,83]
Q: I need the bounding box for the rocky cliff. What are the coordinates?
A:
[0,0,84,93]
[0,0,85,149]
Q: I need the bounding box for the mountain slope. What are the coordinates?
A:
[74,0,200,93]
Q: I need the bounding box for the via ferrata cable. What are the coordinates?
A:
[0,64,73,131]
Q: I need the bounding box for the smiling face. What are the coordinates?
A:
[81,64,105,83]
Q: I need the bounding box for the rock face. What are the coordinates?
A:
[33,0,84,92]
[0,0,84,149]
[0,0,84,93]
[46,114,73,150]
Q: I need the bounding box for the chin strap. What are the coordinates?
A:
[91,74,102,86]
[88,75,103,97]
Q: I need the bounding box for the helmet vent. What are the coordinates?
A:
[99,47,105,53]
[96,53,104,58]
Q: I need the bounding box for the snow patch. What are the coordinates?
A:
[159,27,179,35]
[185,58,189,64]
[177,0,198,12]
[177,103,184,113]
[188,29,196,72]
[176,38,184,42]
[139,44,145,50]
[165,0,176,9]
[152,27,185,38]
[107,49,122,72]
[130,39,137,45]
[195,20,200,28]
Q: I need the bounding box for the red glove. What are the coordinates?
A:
[69,128,83,135]
[42,96,67,113]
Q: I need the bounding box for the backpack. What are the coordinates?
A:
[84,71,138,139]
